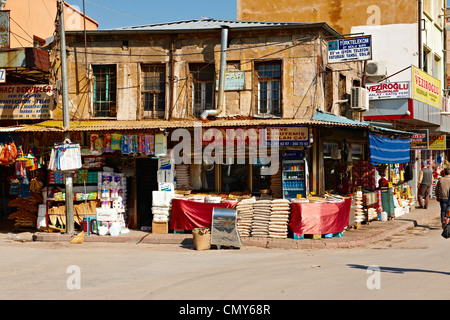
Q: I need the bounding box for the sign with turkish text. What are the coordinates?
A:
[366,81,410,100]
[215,71,245,91]
[411,65,441,109]
[201,127,263,146]
[0,85,53,119]
[428,134,446,150]
[410,129,428,149]
[264,126,310,147]
[327,35,372,63]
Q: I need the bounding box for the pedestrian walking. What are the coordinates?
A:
[417,161,432,209]
[435,168,450,228]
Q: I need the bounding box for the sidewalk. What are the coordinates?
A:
[7,200,442,249]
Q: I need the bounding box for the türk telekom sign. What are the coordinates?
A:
[366,81,410,100]
[327,35,372,63]
[0,85,53,119]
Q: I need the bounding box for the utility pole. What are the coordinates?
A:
[58,0,74,235]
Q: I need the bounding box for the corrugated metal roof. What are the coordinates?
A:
[112,19,307,31]
[66,19,342,38]
[15,117,380,133]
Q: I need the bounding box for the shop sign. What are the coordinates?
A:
[327,35,372,63]
[0,84,53,119]
[410,129,428,149]
[215,71,245,91]
[201,127,263,146]
[428,134,446,150]
[264,126,310,147]
[366,81,410,100]
[155,133,167,156]
[411,65,441,109]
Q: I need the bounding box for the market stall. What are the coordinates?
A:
[289,197,351,238]
[170,198,237,231]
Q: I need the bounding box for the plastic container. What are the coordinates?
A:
[109,222,121,236]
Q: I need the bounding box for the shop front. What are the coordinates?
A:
[1,116,411,242]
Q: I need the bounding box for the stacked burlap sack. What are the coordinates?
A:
[269,199,290,239]
[236,198,255,237]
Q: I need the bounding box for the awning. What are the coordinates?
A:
[311,110,413,136]
[15,117,388,133]
[369,133,411,165]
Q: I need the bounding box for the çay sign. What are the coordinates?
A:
[327,36,372,63]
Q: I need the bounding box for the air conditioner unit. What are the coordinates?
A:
[350,87,369,112]
[366,61,387,77]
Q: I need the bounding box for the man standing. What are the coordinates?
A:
[417,161,432,209]
[435,168,450,228]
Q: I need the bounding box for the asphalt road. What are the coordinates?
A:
[0,216,449,303]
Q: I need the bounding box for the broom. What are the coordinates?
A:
[71,182,88,245]
[70,231,85,244]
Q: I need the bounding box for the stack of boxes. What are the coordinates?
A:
[157,151,175,192]
[153,151,175,233]
[97,171,127,232]
[152,191,173,233]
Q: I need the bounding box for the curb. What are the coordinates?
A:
[5,206,440,250]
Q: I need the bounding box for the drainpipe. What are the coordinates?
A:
[418,0,423,69]
[200,25,229,120]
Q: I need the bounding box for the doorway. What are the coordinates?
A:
[136,158,159,228]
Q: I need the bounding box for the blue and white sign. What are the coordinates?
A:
[327,36,372,63]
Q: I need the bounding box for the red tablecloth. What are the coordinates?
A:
[289,198,352,234]
[170,198,237,230]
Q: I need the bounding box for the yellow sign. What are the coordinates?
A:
[428,134,446,150]
[411,65,441,109]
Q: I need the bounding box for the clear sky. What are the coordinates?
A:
[68,0,238,29]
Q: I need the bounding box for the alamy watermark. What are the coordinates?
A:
[366,265,381,290]
[66,265,81,290]
[170,123,280,175]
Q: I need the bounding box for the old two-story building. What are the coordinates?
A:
[18,18,411,230]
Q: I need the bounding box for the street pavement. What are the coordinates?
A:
[2,200,442,249]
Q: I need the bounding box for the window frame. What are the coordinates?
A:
[141,64,166,119]
[92,64,117,118]
[256,61,282,117]
[190,63,215,118]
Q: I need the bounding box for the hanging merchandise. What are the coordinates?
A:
[138,134,145,153]
[129,135,139,154]
[111,134,122,151]
[90,134,104,155]
[8,177,19,195]
[104,134,112,153]
[121,134,129,154]
[144,135,155,156]
[19,176,31,198]
[54,139,82,171]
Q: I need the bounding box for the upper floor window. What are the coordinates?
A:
[142,65,166,119]
[256,61,281,116]
[93,65,117,118]
[190,63,215,118]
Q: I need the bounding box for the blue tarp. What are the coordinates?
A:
[369,133,410,165]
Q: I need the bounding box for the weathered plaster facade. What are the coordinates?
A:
[54,21,362,122]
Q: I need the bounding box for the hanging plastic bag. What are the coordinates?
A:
[54,139,82,171]
[48,148,56,171]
